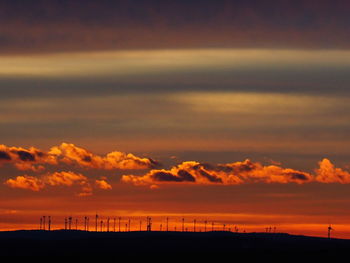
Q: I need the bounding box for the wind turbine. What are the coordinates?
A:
[328,224,334,239]
[48,216,51,231]
[95,213,99,232]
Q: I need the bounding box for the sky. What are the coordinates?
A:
[1,0,350,238]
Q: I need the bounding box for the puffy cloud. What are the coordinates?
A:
[123,159,350,187]
[0,142,157,171]
[49,143,158,170]
[0,144,57,171]
[4,175,44,191]
[95,179,112,190]
[315,158,350,184]
[4,171,112,196]
[43,171,87,187]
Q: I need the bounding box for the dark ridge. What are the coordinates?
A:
[0,230,349,258]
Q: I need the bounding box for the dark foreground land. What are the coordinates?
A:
[0,230,349,259]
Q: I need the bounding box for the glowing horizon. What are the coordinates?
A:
[1,142,350,238]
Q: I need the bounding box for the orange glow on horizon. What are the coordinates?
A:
[2,142,350,240]
[1,212,349,239]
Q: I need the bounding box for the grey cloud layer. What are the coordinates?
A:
[0,0,350,53]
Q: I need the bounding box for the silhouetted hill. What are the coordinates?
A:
[0,230,349,259]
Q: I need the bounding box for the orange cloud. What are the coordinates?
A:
[95,179,112,190]
[315,158,350,184]
[0,144,57,171]
[122,158,350,187]
[43,171,87,187]
[0,142,157,171]
[122,159,313,187]
[49,143,158,170]
[4,171,112,196]
[4,175,44,191]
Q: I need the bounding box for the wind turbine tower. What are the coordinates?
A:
[95,214,99,232]
[147,217,152,232]
[48,216,51,231]
[68,216,72,230]
[328,224,334,239]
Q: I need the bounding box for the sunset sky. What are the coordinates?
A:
[1,0,350,238]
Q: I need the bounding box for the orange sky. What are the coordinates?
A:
[1,1,350,239]
[1,142,350,238]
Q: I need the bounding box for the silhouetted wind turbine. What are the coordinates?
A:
[328,224,334,239]
[48,216,51,231]
[68,216,72,230]
[95,214,99,232]
[146,217,152,231]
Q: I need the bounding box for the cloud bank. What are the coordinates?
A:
[0,142,157,171]
[122,159,350,187]
[3,142,350,193]
[1,0,350,54]
[1,142,155,195]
